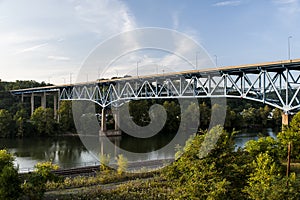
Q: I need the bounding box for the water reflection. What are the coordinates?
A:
[0,128,279,171]
[0,137,98,171]
[234,128,278,150]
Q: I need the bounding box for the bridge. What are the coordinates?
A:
[11,58,300,131]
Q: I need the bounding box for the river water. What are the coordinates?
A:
[0,128,278,172]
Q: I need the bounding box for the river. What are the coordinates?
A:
[0,128,278,172]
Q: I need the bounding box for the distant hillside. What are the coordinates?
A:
[0,80,51,113]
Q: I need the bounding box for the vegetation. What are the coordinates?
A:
[0,150,22,200]
[43,123,300,199]
[2,80,300,199]
[116,154,128,175]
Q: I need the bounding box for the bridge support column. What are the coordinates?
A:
[99,108,122,137]
[114,110,120,131]
[99,108,107,136]
[31,93,34,115]
[53,94,57,119]
[41,92,46,108]
[282,113,291,126]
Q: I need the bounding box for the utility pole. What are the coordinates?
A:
[288,36,292,60]
[137,61,140,77]
[214,55,218,67]
[70,73,73,84]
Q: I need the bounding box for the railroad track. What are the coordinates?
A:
[52,165,100,177]
[20,158,175,177]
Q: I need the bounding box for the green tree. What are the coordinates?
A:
[165,126,253,199]
[14,107,30,137]
[0,150,22,200]
[244,153,299,200]
[259,105,271,126]
[30,107,57,136]
[277,111,300,160]
[241,107,258,126]
[0,165,22,200]
[271,108,282,127]
[245,136,281,166]
[129,100,150,127]
[0,149,14,170]
[0,109,14,137]
[163,101,180,132]
[199,101,210,128]
[22,161,59,200]
[58,101,75,132]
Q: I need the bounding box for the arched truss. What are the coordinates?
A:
[59,62,300,113]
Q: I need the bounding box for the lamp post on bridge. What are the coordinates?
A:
[288,36,292,60]
[137,61,141,77]
[70,73,73,84]
[195,51,200,70]
[214,55,218,67]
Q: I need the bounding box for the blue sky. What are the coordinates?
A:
[0,0,300,84]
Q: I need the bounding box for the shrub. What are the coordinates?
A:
[116,154,128,175]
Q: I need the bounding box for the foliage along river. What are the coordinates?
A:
[0,128,278,172]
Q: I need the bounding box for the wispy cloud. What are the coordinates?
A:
[272,0,300,23]
[47,55,70,61]
[15,43,48,54]
[172,11,179,29]
[213,0,242,7]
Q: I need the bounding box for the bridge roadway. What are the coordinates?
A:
[10,58,300,126]
[11,58,300,93]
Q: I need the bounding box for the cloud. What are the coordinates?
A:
[172,11,179,29]
[0,0,137,83]
[272,0,300,24]
[212,0,242,7]
[47,55,70,61]
[73,0,136,36]
[15,43,48,54]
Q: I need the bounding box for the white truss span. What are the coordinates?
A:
[11,59,300,113]
[57,60,300,113]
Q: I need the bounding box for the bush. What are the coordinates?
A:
[0,165,22,200]
[116,154,128,175]
[0,149,22,199]
[243,153,300,200]
[100,154,111,172]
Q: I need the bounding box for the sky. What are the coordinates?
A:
[0,0,300,84]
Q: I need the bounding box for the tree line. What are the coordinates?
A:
[0,80,284,138]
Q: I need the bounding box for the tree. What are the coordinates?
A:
[22,161,59,200]
[258,105,271,126]
[0,150,22,200]
[163,101,180,132]
[14,107,30,137]
[58,101,75,132]
[243,153,299,200]
[0,149,14,172]
[129,100,150,127]
[165,126,253,199]
[0,165,22,200]
[30,107,57,136]
[245,136,281,166]
[277,111,300,160]
[0,109,14,137]
[271,108,282,127]
[241,107,258,127]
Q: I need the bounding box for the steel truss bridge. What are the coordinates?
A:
[11,59,300,114]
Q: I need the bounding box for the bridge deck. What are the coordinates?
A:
[10,58,300,94]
